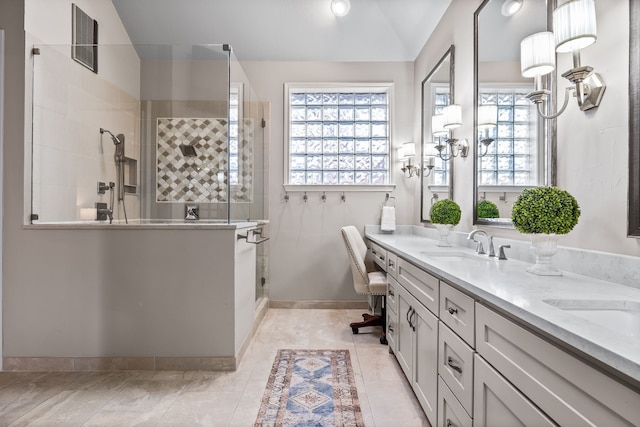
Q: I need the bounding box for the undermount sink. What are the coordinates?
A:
[542,299,640,338]
[420,251,490,262]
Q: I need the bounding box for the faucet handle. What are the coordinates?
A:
[498,244,511,260]
[475,241,485,255]
[487,236,496,257]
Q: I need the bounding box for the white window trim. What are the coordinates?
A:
[283,82,396,192]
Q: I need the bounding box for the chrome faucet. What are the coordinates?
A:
[467,229,495,257]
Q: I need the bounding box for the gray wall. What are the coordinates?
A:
[240,61,418,303]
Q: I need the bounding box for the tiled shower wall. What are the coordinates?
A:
[30,42,140,222]
[156,117,253,203]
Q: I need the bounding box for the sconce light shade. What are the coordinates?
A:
[553,0,597,53]
[478,105,498,129]
[432,114,447,136]
[402,142,416,158]
[330,0,351,17]
[442,104,462,129]
[520,32,556,78]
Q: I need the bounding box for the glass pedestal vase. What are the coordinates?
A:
[435,224,453,247]
[527,233,562,276]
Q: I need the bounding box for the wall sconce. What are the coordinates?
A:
[330,0,351,17]
[432,104,469,161]
[520,0,605,119]
[399,142,422,178]
[477,104,497,157]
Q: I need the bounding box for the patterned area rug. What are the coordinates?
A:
[255,349,364,427]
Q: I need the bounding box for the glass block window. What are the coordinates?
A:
[431,87,450,186]
[478,87,537,186]
[286,85,391,185]
[229,87,239,185]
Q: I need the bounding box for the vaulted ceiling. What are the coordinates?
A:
[111,0,452,61]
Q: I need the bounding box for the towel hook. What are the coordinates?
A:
[321,192,327,203]
[303,192,308,203]
[341,192,346,203]
[385,193,396,206]
[284,192,289,203]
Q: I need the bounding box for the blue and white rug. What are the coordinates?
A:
[255,349,364,427]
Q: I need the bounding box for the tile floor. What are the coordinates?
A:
[0,309,429,426]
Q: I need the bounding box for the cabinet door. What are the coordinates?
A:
[395,284,414,379]
[474,355,556,427]
[412,299,439,427]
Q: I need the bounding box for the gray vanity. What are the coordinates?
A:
[366,226,640,427]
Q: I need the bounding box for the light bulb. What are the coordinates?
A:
[331,0,351,17]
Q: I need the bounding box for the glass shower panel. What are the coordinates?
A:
[30,44,144,223]
[29,44,232,224]
[139,44,231,222]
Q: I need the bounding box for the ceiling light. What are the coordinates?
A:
[502,0,523,17]
[331,0,351,17]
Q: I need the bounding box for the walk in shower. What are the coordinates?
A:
[14,43,269,369]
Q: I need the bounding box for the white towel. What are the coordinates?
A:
[381,206,396,231]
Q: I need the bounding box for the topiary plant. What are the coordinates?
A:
[511,186,580,234]
[477,200,500,219]
[430,199,461,225]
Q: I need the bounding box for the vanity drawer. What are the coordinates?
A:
[438,376,472,427]
[439,321,474,416]
[397,258,439,315]
[386,276,399,314]
[368,241,387,271]
[476,303,640,426]
[440,282,475,347]
[386,251,398,279]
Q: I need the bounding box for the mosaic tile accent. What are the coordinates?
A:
[156,118,253,203]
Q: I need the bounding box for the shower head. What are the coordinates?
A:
[100,128,122,145]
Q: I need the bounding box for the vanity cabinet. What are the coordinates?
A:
[473,354,555,427]
[395,279,439,425]
[368,234,640,427]
[476,303,640,426]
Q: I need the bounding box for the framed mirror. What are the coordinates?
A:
[420,45,455,222]
[473,0,556,227]
[629,0,640,237]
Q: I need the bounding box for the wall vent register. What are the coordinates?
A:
[71,4,98,73]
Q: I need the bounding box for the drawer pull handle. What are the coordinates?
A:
[447,307,458,315]
[446,419,455,427]
[388,325,394,334]
[406,307,413,328]
[447,356,462,373]
[388,260,394,267]
[388,290,394,297]
[410,308,417,332]
[371,249,376,255]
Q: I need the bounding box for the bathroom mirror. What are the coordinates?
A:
[629,0,640,237]
[473,0,556,227]
[420,45,455,222]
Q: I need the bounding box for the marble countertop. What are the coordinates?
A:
[366,230,640,387]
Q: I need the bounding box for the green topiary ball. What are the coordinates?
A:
[430,199,461,225]
[477,200,500,219]
[511,186,580,234]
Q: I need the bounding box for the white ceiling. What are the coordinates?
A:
[111,0,452,61]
